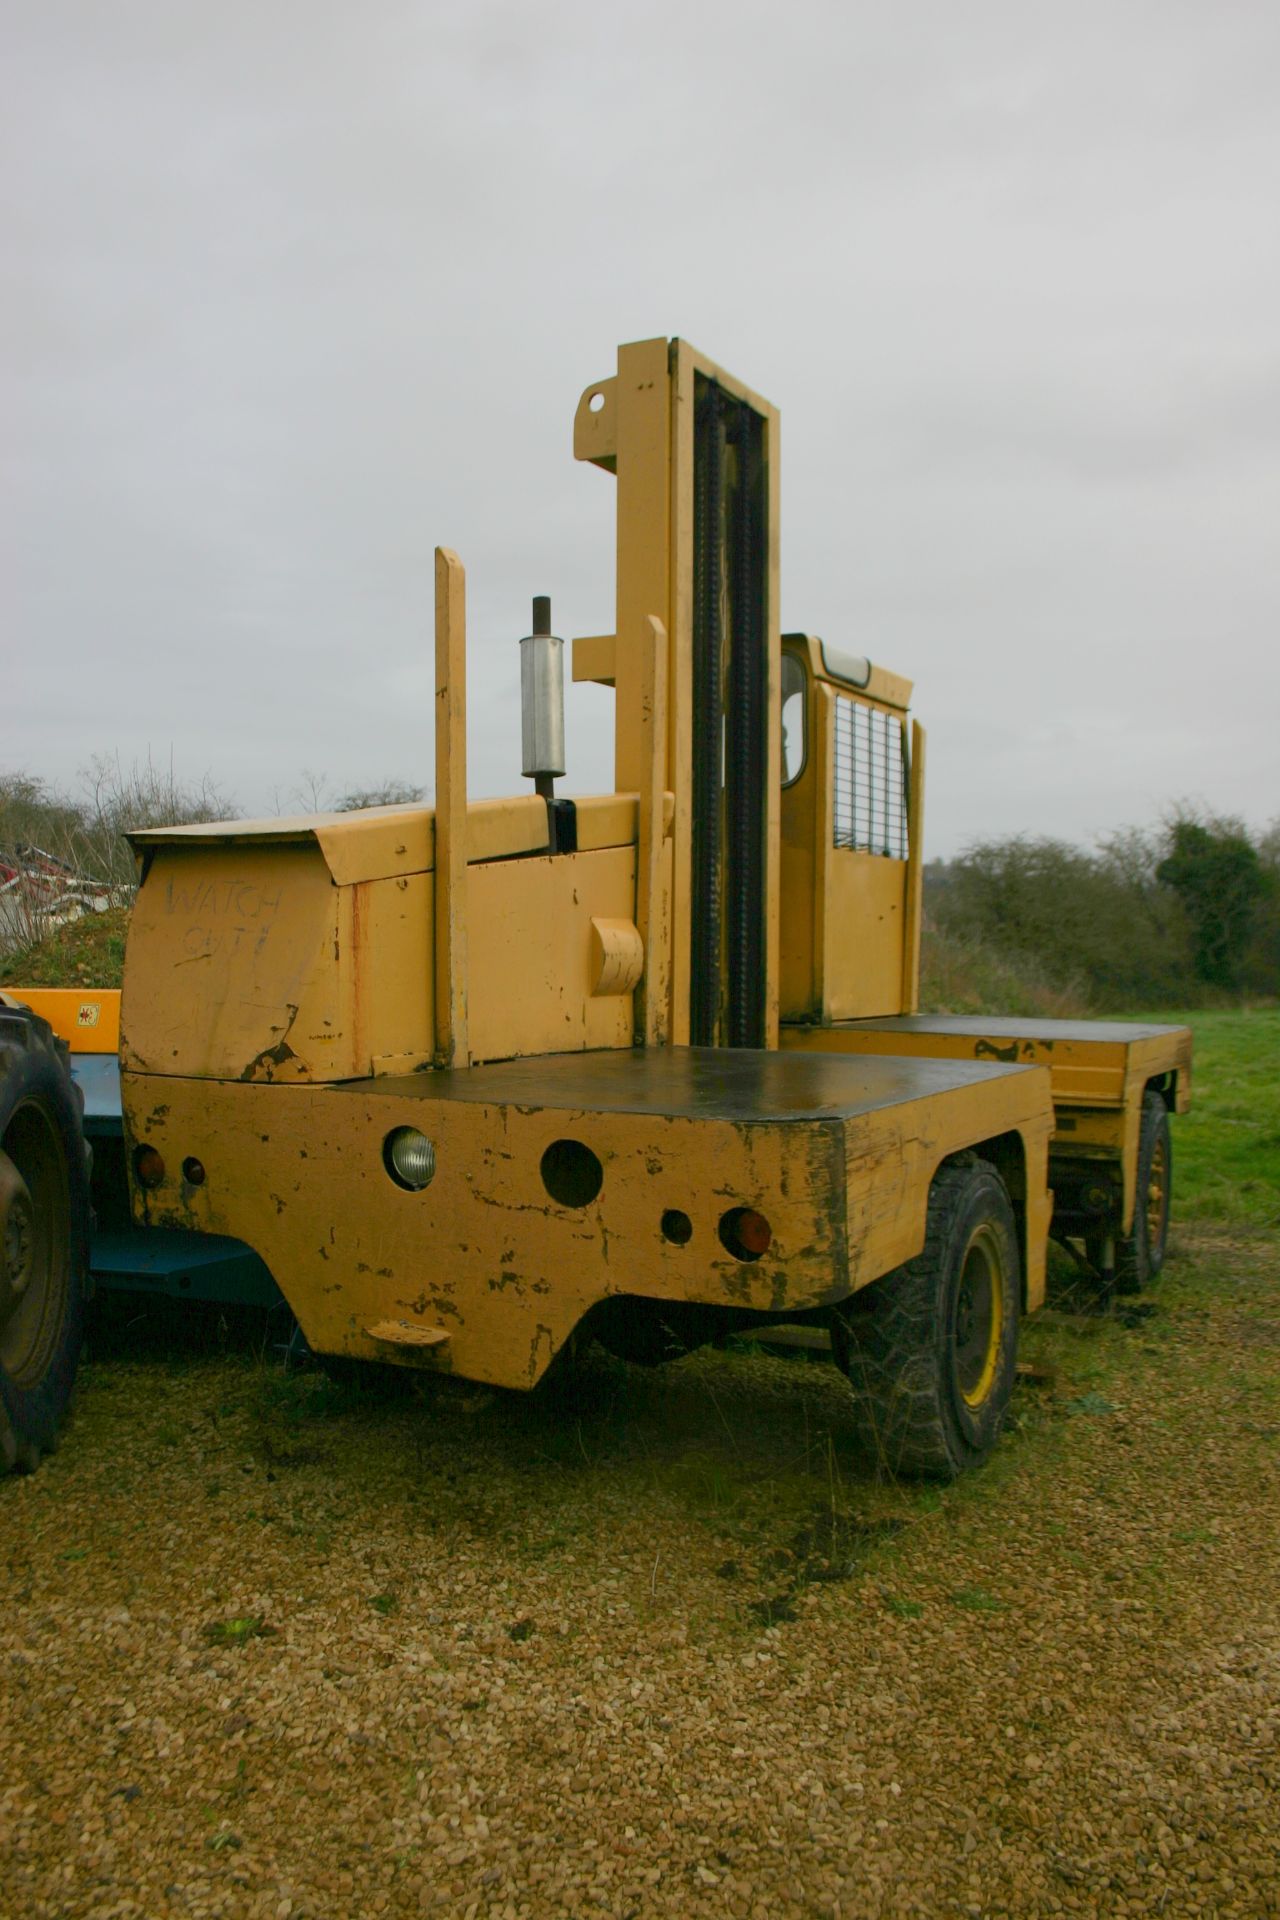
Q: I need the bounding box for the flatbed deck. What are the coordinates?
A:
[348,1042,1048,1121]
[123,1044,1056,1387]
[782,1015,1191,1112]
[782,1014,1191,1246]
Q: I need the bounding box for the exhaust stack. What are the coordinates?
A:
[520,594,565,802]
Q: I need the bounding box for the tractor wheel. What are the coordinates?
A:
[0,1002,91,1473]
[832,1157,1020,1480]
[1115,1090,1172,1295]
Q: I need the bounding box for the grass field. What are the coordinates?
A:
[1139,1006,1280,1229]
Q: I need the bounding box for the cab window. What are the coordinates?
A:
[833,696,907,858]
[781,653,807,786]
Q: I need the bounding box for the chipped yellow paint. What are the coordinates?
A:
[107,333,1193,1403]
[122,787,677,1084]
[121,841,434,1083]
[123,1054,1053,1387]
[782,1019,1192,1236]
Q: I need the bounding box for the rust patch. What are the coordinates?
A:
[526,1323,555,1384]
[240,1003,302,1082]
[240,1038,298,1081]
[401,1291,464,1322]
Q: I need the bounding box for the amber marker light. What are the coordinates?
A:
[736,1209,773,1255]
[134,1146,166,1189]
[719,1206,773,1262]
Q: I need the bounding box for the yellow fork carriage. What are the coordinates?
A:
[3,338,1189,1479]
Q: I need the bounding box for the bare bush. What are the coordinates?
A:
[0,757,235,957]
[334,781,426,812]
[284,769,427,814]
[919,922,1090,1019]
[74,753,235,889]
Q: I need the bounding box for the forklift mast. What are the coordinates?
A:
[573,341,782,1051]
[572,338,928,1051]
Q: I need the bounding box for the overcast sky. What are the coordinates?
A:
[5,1,1278,858]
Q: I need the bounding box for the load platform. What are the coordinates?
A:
[123,1044,1055,1389]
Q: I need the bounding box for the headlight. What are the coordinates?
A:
[383,1128,436,1191]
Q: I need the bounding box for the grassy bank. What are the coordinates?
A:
[1129,1006,1280,1229]
[0,903,130,989]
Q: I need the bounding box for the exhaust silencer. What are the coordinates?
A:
[520,594,565,799]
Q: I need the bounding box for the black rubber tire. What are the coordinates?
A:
[0,1003,91,1473]
[1115,1090,1172,1296]
[832,1157,1021,1480]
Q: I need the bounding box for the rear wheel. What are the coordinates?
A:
[1115,1091,1171,1295]
[832,1158,1020,1480]
[0,1003,90,1473]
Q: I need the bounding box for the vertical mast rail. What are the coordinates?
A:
[690,378,724,1046]
[434,546,469,1069]
[637,615,671,1047]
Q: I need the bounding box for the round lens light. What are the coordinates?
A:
[718,1205,773,1262]
[134,1145,166,1189]
[385,1128,436,1191]
[736,1209,773,1255]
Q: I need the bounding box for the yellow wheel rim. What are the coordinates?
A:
[955,1224,1004,1410]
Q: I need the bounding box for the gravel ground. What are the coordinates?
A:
[3,1225,1278,1920]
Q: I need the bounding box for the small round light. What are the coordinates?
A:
[384,1127,436,1191]
[719,1206,773,1262]
[134,1145,166,1189]
[182,1157,206,1187]
[736,1209,773,1255]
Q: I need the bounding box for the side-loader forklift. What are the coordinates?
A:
[1,336,1190,1481]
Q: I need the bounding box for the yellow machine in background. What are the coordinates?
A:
[109,337,1189,1478]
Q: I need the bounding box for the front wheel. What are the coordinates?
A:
[832,1158,1021,1480]
[1115,1091,1171,1295]
[0,1003,91,1473]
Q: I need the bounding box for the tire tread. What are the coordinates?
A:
[835,1159,1018,1481]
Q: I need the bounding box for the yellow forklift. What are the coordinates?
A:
[1,338,1190,1480]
